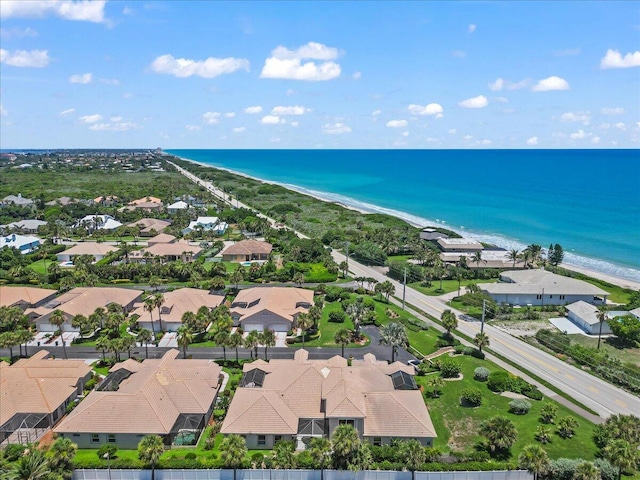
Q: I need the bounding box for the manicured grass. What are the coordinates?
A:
[28,259,50,275]
[568,333,640,367]
[302,301,364,348]
[418,354,598,460]
[91,361,109,376]
[411,279,497,297]
[447,299,484,320]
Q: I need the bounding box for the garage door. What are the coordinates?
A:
[269,323,289,333]
[37,323,57,332]
[243,324,264,332]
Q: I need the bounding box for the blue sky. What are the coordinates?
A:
[0,0,639,149]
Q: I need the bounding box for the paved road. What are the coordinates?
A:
[172,159,640,418]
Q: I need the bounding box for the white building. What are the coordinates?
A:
[182,216,226,235]
[3,219,47,233]
[437,237,484,252]
[75,215,122,231]
[565,301,613,335]
[167,200,189,214]
[1,234,41,254]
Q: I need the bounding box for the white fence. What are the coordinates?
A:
[74,469,532,480]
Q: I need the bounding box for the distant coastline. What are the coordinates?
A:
[170,152,640,288]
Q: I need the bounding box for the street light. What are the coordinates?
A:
[103,452,112,480]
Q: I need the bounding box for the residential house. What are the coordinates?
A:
[3,219,47,234]
[147,233,176,245]
[221,350,436,449]
[1,194,34,207]
[126,196,163,212]
[93,196,119,206]
[129,240,202,263]
[131,288,225,332]
[0,286,57,310]
[440,250,525,269]
[221,240,272,263]
[45,197,79,207]
[127,218,171,236]
[436,237,483,253]
[565,301,613,335]
[182,216,227,235]
[479,270,609,306]
[167,201,189,214]
[56,243,118,263]
[631,308,640,320]
[75,215,123,231]
[230,287,313,333]
[0,350,92,445]
[1,234,41,254]
[54,350,222,448]
[30,287,143,332]
[419,228,448,241]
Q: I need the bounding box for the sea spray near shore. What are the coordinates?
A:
[168,149,640,283]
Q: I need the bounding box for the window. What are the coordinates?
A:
[257,435,266,446]
[373,437,382,447]
[91,434,100,444]
[274,435,282,443]
[73,434,80,437]
[536,294,542,300]
[108,434,116,444]
[560,295,566,300]
[339,419,355,426]
[549,295,553,299]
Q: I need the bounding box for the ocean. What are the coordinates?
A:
[166,149,640,282]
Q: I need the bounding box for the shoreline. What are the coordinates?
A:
[172,154,640,291]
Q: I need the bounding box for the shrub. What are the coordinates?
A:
[84,378,96,391]
[460,387,483,407]
[487,371,511,392]
[328,310,346,323]
[508,399,532,415]
[204,435,216,450]
[539,403,558,424]
[97,444,118,459]
[454,345,465,354]
[3,444,25,462]
[534,425,552,444]
[557,416,579,438]
[251,453,264,466]
[417,362,434,376]
[474,367,490,381]
[184,452,197,460]
[521,384,543,400]
[439,359,461,378]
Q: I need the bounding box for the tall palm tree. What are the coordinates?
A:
[0,332,19,360]
[441,309,458,338]
[479,416,518,454]
[400,439,427,480]
[378,322,408,363]
[296,313,313,348]
[604,439,638,480]
[6,449,51,480]
[137,435,165,480]
[508,249,520,268]
[244,330,259,360]
[596,306,608,350]
[309,437,332,480]
[213,330,230,361]
[143,298,157,338]
[473,332,490,353]
[334,328,351,358]
[95,336,110,362]
[228,331,243,363]
[517,444,549,480]
[573,461,601,480]
[176,326,193,359]
[293,271,305,287]
[153,292,165,332]
[331,424,361,469]
[48,437,77,476]
[71,314,88,338]
[219,434,247,480]
[17,328,34,357]
[49,309,68,359]
[470,251,486,272]
[259,330,276,360]
[137,329,153,359]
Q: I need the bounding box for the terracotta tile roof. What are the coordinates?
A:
[59,243,118,257]
[129,197,162,206]
[231,287,313,324]
[0,350,91,426]
[127,218,171,233]
[147,233,176,244]
[222,240,272,256]
[130,288,224,325]
[222,350,436,439]
[136,241,201,258]
[35,287,143,318]
[54,350,221,435]
[0,286,57,308]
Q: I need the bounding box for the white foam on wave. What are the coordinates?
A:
[176,155,640,283]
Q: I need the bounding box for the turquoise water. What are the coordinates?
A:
[167,149,640,282]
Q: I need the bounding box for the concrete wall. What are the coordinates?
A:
[243,434,295,449]
[364,436,433,447]
[59,432,148,449]
[488,293,605,307]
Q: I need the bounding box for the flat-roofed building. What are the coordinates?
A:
[1,234,41,254]
[56,242,118,263]
[479,269,609,306]
[419,227,448,241]
[436,237,483,252]
[566,301,614,335]
[230,287,313,333]
[221,350,436,449]
[54,350,222,448]
[0,286,57,310]
[221,240,272,263]
[0,350,92,444]
[130,288,225,332]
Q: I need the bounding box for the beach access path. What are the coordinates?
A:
[169,160,640,420]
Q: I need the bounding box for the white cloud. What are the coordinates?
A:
[532,76,570,91]
[0,0,107,23]
[489,78,504,91]
[560,112,591,124]
[495,96,508,103]
[290,121,299,127]
[122,93,133,99]
[271,105,309,115]
[79,114,103,124]
[600,49,640,69]
[458,95,488,108]
[352,71,362,80]
[185,125,201,131]
[601,107,625,115]
[401,131,409,137]
[464,135,473,141]
[150,54,249,78]
[480,139,492,145]
[0,49,49,67]
[261,115,282,125]
[233,127,246,133]
[448,129,456,134]
[202,112,221,124]
[260,41,341,81]
[372,109,382,116]
[0,27,38,39]
[591,136,601,144]
[0,104,7,117]
[244,106,262,114]
[526,136,539,145]
[122,6,133,15]
[224,112,236,118]
[59,108,75,116]
[408,103,443,116]
[270,137,281,143]
[614,122,626,130]
[386,120,408,128]
[89,121,139,132]
[322,122,351,134]
[109,116,122,122]
[570,129,587,140]
[69,72,92,84]
[488,77,528,91]
[468,24,476,33]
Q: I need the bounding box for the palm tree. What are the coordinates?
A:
[604,439,638,480]
[473,332,490,353]
[219,434,247,480]
[470,251,486,273]
[334,328,351,358]
[49,309,68,359]
[153,292,165,332]
[229,269,244,291]
[339,261,349,279]
[573,461,601,480]
[309,436,332,479]
[228,331,243,362]
[378,322,408,363]
[331,423,360,469]
[596,306,608,350]
[244,330,259,360]
[259,330,276,360]
[400,439,427,480]
[6,449,51,480]
[517,444,549,480]
[479,416,518,454]
[95,336,110,362]
[0,331,19,360]
[508,249,520,268]
[441,309,458,338]
[176,326,193,359]
[71,314,88,338]
[137,435,165,480]
[212,329,230,361]
[17,328,34,357]
[48,437,77,476]
[296,313,313,348]
[137,329,153,359]
[143,298,157,338]
[293,271,305,287]
[271,440,296,469]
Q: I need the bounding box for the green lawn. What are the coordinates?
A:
[418,354,598,460]
[302,301,366,348]
[447,299,485,320]
[28,259,50,275]
[568,334,640,367]
[411,278,497,297]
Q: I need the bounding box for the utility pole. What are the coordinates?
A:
[481,299,486,335]
[402,267,407,310]
[345,241,349,272]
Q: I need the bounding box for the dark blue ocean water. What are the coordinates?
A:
[167,149,640,281]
